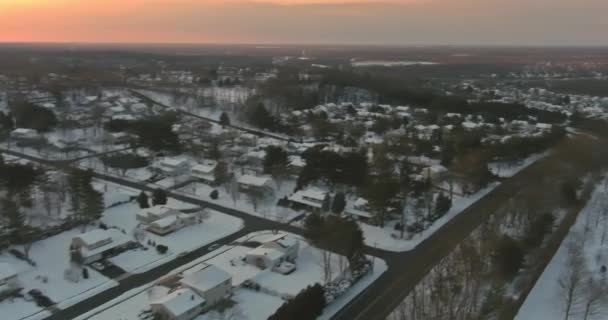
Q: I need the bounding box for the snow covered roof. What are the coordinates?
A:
[150,215,178,229]
[192,161,217,174]
[74,229,113,247]
[181,264,231,293]
[12,128,37,135]
[150,288,205,318]
[247,247,285,261]
[160,158,190,168]
[354,198,368,208]
[0,263,17,281]
[237,175,271,187]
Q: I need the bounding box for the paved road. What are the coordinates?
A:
[0,146,562,320]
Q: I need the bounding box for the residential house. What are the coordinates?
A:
[245,234,299,272]
[147,213,197,236]
[179,264,232,306]
[137,206,182,224]
[287,187,327,210]
[150,288,206,320]
[158,158,191,176]
[10,128,41,141]
[191,161,218,185]
[345,198,372,222]
[71,229,132,264]
[237,175,272,193]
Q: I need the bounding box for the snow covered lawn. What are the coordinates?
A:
[97,182,244,273]
[361,183,499,251]
[0,227,118,318]
[516,178,608,320]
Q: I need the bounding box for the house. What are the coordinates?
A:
[191,161,218,185]
[158,158,191,176]
[10,128,40,141]
[245,234,299,271]
[0,263,21,296]
[345,198,372,222]
[71,229,132,264]
[137,205,182,224]
[148,213,197,236]
[237,175,272,192]
[287,187,327,210]
[150,288,206,320]
[180,264,232,306]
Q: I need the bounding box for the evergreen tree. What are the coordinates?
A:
[331,192,346,214]
[433,193,452,220]
[137,191,150,209]
[152,188,168,206]
[219,112,231,126]
[214,161,230,186]
[321,193,331,213]
[268,284,326,320]
[83,189,104,222]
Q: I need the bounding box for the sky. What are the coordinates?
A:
[0,0,606,46]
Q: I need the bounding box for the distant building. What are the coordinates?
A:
[237,175,272,193]
[10,128,41,141]
[158,158,191,176]
[71,229,132,264]
[191,160,218,185]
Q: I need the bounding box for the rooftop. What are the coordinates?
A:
[150,288,205,318]
[180,264,232,293]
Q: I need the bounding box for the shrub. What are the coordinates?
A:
[210,190,219,200]
[156,244,168,254]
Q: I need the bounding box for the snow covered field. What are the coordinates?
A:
[516,177,608,320]
[361,183,499,251]
[72,231,388,320]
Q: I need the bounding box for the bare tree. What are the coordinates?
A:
[558,238,588,320]
[581,279,608,320]
[317,249,333,284]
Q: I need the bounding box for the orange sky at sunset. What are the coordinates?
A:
[1,0,606,45]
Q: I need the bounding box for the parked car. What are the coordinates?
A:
[207,243,221,251]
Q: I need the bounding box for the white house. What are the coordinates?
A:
[150,288,206,320]
[345,198,372,222]
[245,234,299,272]
[191,161,218,185]
[237,175,272,193]
[10,128,40,141]
[180,264,232,307]
[71,229,132,264]
[287,187,327,210]
[158,158,191,176]
[137,205,182,224]
[147,213,197,236]
[0,263,21,295]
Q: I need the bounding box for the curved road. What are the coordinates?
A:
[0,147,554,320]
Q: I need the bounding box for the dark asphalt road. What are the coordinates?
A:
[0,147,562,320]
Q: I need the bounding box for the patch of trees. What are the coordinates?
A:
[304,213,364,259]
[104,113,181,153]
[67,169,104,224]
[268,284,326,320]
[101,153,149,176]
[296,146,369,190]
[11,102,58,132]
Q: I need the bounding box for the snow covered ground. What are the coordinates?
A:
[96,181,244,273]
[0,227,119,320]
[72,231,387,320]
[361,183,499,252]
[516,177,608,320]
